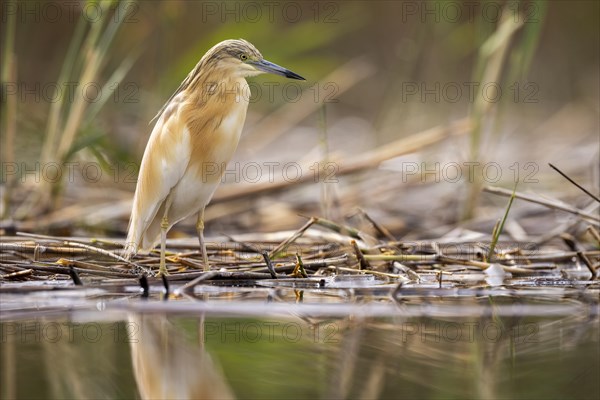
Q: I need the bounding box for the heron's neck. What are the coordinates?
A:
[193,76,250,108]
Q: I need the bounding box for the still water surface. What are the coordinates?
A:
[1,284,598,399]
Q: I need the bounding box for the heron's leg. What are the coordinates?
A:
[159,195,173,276]
[196,208,210,271]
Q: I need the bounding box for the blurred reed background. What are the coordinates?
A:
[1,0,598,241]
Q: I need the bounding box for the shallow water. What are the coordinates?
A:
[1,280,598,399]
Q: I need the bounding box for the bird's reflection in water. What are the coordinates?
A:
[129,313,234,400]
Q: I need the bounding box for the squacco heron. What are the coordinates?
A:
[125,39,304,275]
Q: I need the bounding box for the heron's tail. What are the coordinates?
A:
[124,210,140,260]
[125,210,163,259]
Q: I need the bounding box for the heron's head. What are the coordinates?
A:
[204,39,305,80]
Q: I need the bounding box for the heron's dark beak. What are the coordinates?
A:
[251,59,305,80]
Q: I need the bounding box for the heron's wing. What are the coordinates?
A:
[126,100,192,251]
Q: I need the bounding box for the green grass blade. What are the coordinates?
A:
[487,182,518,262]
[40,16,88,165]
[83,50,141,126]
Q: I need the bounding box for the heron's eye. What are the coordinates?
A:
[240,54,248,61]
